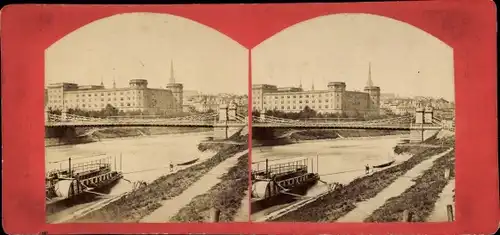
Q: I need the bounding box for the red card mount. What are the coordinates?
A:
[1,1,498,234]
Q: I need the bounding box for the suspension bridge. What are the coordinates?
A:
[251,114,444,131]
[46,112,248,128]
[45,103,248,139]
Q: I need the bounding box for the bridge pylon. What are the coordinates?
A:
[218,104,229,122]
[61,108,68,121]
[214,103,244,140]
[45,107,49,123]
[228,102,237,121]
[424,106,434,124]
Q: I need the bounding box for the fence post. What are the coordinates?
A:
[210,208,221,222]
[402,210,413,222]
[446,204,454,221]
[444,168,451,179]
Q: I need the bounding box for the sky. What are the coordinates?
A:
[252,13,455,101]
[45,12,248,95]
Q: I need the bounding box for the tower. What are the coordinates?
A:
[311,78,315,91]
[424,104,434,124]
[166,60,183,113]
[328,82,346,115]
[364,62,381,116]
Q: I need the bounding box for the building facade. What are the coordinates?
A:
[252,65,381,117]
[45,62,184,114]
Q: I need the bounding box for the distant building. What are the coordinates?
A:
[252,64,381,117]
[183,93,247,113]
[45,61,183,114]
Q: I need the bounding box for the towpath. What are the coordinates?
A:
[335,148,453,222]
[140,149,249,222]
[427,178,455,222]
[234,190,250,222]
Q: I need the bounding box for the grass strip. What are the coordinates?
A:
[72,138,248,222]
[272,146,450,222]
[170,153,249,222]
[364,149,455,222]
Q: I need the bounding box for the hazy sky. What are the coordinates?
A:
[45,12,247,95]
[252,13,455,101]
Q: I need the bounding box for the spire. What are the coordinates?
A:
[299,76,302,89]
[113,79,116,88]
[169,60,175,84]
[100,77,104,86]
[311,78,315,91]
[366,62,374,87]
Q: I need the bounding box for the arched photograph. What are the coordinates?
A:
[44,12,249,223]
[250,13,456,223]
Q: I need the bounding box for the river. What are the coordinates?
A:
[251,134,411,219]
[45,130,217,197]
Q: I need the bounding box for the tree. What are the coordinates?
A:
[102,104,119,117]
[299,106,317,119]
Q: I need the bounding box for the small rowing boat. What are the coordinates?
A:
[177,158,199,166]
[373,160,395,168]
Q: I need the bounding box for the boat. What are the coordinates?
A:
[373,154,396,169]
[373,160,396,168]
[251,158,320,213]
[177,158,200,166]
[45,156,123,207]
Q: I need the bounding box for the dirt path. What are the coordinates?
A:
[140,149,249,222]
[335,148,453,222]
[427,178,455,222]
[233,190,250,222]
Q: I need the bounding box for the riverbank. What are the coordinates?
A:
[252,128,408,147]
[69,131,248,222]
[170,152,249,222]
[271,133,454,222]
[45,126,211,147]
[365,149,455,222]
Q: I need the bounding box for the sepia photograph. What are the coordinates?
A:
[250,14,456,223]
[44,12,249,223]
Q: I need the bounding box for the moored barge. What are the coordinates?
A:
[46,156,123,214]
[251,158,320,213]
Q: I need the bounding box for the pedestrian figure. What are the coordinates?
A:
[365,164,370,175]
[169,162,174,172]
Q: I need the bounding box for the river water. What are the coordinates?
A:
[45,130,216,196]
[252,134,411,198]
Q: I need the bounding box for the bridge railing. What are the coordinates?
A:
[253,114,415,126]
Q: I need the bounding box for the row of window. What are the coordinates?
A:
[49,102,135,109]
[47,89,142,96]
[252,92,340,99]
[262,104,338,110]
[48,96,142,104]
[258,99,335,105]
